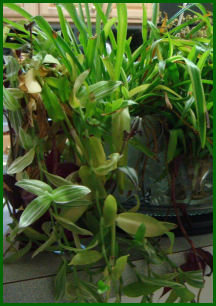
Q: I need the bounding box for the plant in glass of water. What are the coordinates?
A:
[3,3,211,303]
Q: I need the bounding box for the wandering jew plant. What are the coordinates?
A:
[3,3,212,303]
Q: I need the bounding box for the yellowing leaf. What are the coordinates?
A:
[25,69,42,93]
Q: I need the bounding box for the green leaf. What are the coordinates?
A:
[134,223,146,244]
[52,185,91,204]
[23,227,47,241]
[79,281,104,303]
[185,58,206,147]
[129,138,156,159]
[18,127,34,150]
[128,84,150,98]
[42,83,65,122]
[16,179,53,197]
[19,194,52,228]
[43,170,71,187]
[114,4,127,81]
[52,214,93,236]
[97,280,109,294]
[69,250,103,266]
[32,231,57,258]
[3,3,33,20]
[116,212,176,237]
[112,255,129,280]
[118,166,139,189]
[164,231,175,254]
[103,194,117,227]
[7,148,35,175]
[3,86,20,111]
[167,129,178,163]
[141,275,184,289]
[179,270,204,289]
[174,287,195,303]
[55,260,67,301]
[3,241,32,264]
[93,153,121,176]
[165,290,178,303]
[88,80,122,100]
[123,281,159,297]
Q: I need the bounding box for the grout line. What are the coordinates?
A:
[4,243,212,285]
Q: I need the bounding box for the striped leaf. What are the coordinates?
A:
[19,194,52,228]
[16,179,53,196]
[3,86,20,111]
[52,185,91,204]
[7,148,35,175]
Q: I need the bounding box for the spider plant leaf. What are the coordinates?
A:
[42,83,65,122]
[62,3,88,49]
[3,17,29,34]
[3,86,20,111]
[16,179,53,196]
[115,3,127,81]
[142,4,148,43]
[3,241,32,264]
[52,214,93,236]
[184,59,206,147]
[84,3,92,36]
[88,80,122,100]
[52,185,91,204]
[69,250,102,266]
[151,3,159,26]
[56,4,70,45]
[19,194,52,228]
[33,16,83,73]
[4,3,33,20]
[7,148,35,175]
[167,3,196,25]
[128,84,150,98]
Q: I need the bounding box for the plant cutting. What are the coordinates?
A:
[3,3,212,303]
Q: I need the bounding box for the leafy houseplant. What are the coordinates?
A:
[3,3,212,303]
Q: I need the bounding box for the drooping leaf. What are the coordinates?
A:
[118,166,139,189]
[7,148,35,175]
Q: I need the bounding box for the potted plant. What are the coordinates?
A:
[3,3,212,303]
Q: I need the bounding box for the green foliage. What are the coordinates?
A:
[3,3,210,303]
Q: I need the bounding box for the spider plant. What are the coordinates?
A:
[3,3,212,303]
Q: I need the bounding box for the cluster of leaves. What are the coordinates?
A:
[3,3,212,303]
